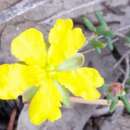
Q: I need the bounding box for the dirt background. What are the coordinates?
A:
[0,0,130,130]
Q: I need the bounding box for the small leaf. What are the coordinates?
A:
[90,38,106,48]
[102,31,115,38]
[81,16,96,32]
[106,37,114,50]
[96,26,114,38]
[55,81,70,107]
[58,53,84,71]
[107,94,112,103]
[120,95,130,113]
[109,97,118,113]
[95,11,108,28]
[95,47,102,54]
[23,86,39,102]
[107,93,115,103]
[96,25,106,34]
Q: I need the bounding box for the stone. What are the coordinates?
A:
[100,114,130,130]
[17,104,96,130]
[0,0,20,11]
[0,0,128,26]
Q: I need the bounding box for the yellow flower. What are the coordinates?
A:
[0,19,104,125]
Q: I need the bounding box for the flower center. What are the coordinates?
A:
[45,65,57,79]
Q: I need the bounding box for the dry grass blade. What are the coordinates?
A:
[7,108,17,130]
[70,97,124,106]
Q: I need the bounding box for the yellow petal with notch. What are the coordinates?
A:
[11,28,47,66]
[48,19,86,67]
[29,79,62,125]
[57,67,104,100]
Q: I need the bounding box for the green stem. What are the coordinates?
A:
[109,97,118,113]
[120,95,130,113]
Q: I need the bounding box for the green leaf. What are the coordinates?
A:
[106,37,114,50]
[58,53,84,71]
[109,97,118,113]
[102,31,115,38]
[95,47,102,54]
[120,95,130,113]
[55,81,70,107]
[23,86,39,102]
[96,25,106,34]
[81,16,96,32]
[90,38,106,48]
[107,94,112,103]
[95,11,108,28]
[107,93,115,103]
[96,26,114,38]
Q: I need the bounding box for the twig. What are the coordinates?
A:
[70,97,124,106]
[81,48,95,54]
[42,0,105,24]
[23,96,127,107]
[122,56,130,87]
[102,2,125,16]
[114,72,123,82]
[118,67,125,75]
[17,95,24,112]
[0,24,7,49]
[7,108,17,130]
[5,0,22,9]
[115,32,126,39]
[0,0,49,25]
[113,51,130,70]
[117,25,130,32]
[92,106,110,117]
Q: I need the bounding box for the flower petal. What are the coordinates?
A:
[57,67,104,100]
[0,63,35,99]
[48,19,86,66]
[29,79,62,125]
[11,28,47,66]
